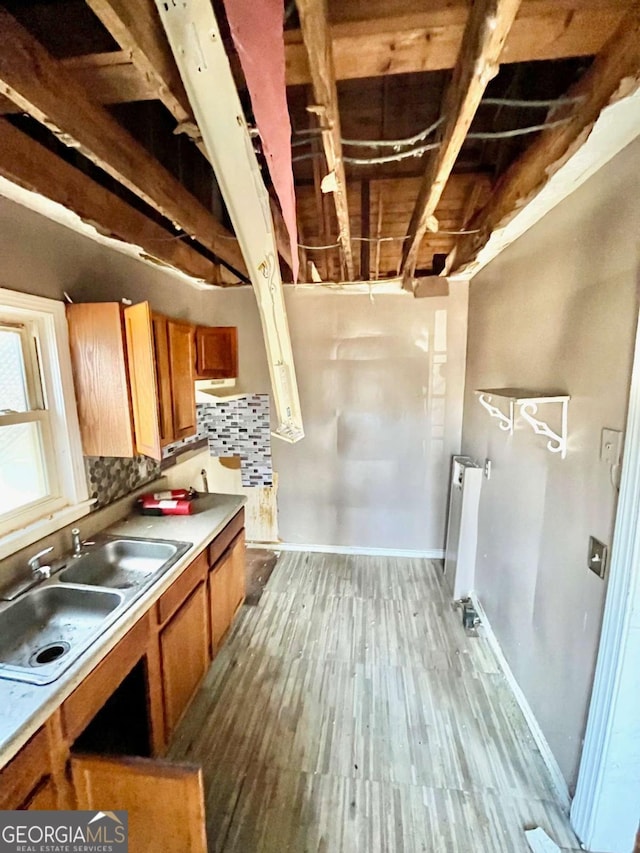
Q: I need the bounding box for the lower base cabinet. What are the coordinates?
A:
[0,510,246,852]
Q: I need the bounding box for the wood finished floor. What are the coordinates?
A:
[169,553,581,852]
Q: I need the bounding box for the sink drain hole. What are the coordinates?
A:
[30,642,70,666]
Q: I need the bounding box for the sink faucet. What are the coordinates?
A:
[71,527,82,557]
[27,546,54,580]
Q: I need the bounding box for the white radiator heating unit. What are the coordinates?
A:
[444,455,483,600]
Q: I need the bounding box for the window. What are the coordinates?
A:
[0,288,90,559]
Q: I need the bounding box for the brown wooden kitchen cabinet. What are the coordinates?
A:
[0,726,54,810]
[159,581,209,739]
[167,318,198,438]
[195,325,238,379]
[67,302,136,458]
[0,511,245,839]
[68,301,197,460]
[149,313,197,446]
[209,530,246,654]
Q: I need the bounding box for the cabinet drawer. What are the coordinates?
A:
[208,509,245,567]
[61,615,150,743]
[0,727,52,810]
[157,551,208,625]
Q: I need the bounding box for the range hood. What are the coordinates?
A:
[155,0,304,443]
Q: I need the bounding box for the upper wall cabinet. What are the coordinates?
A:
[166,319,197,439]
[195,326,238,379]
[67,302,198,461]
[67,302,136,458]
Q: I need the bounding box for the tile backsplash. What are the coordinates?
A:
[84,454,161,509]
[83,395,273,508]
[164,394,273,487]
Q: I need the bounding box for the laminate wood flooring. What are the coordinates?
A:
[169,552,582,853]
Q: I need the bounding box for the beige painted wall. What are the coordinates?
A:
[0,192,207,322]
[274,286,468,550]
[199,284,469,551]
[461,137,640,790]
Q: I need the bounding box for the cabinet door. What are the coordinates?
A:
[209,554,232,654]
[160,582,209,739]
[229,531,246,616]
[71,754,207,853]
[124,302,162,460]
[167,320,197,439]
[67,303,134,457]
[195,326,238,379]
[151,314,175,446]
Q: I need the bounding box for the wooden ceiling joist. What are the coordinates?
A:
[401,0,522,287]
[447,2,640,275]
[0,8,248,278]
[0,119,218,283]
[84,0,192,123]
[296,0,354,281]
[285,0,626,86]
[0,52,155,115]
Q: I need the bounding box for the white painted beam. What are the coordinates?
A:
[154,0,304,442]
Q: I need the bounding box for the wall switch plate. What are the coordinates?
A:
[588,536,607,579]
[601,428,622,465]
[484,458,492,479]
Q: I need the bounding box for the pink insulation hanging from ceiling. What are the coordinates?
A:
[222,0,299,282]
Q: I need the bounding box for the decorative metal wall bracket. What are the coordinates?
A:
[475,389,570,458]
[477,393,514,433]
[519,400,569,458]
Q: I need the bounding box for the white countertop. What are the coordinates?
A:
[0,492,245,768]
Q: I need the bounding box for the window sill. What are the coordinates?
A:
[0,500,96,561]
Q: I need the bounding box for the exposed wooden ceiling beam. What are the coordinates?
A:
[82,0,220,174]
[0,8,248,277]
[84,0,192,123]
[0,1,624,117]
[400,0,522,287]
[296,0,354,280]
[0,51,154,115]
[447,2,640,276]
[285,0,626,85]
[0,119,218,283]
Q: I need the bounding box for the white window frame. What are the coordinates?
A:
[0,287,92,559]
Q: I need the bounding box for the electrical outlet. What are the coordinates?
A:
[601,429,622,466]
[588,537,607,579]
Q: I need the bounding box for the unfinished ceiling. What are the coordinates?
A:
[0,0,637,289]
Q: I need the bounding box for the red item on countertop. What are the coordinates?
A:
[146,488,196,500]
[138,496,194,516]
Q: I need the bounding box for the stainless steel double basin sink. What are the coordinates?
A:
[0,536,191,686]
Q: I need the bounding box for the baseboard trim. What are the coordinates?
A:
[470,591,572,812]
[247,542,445,559]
